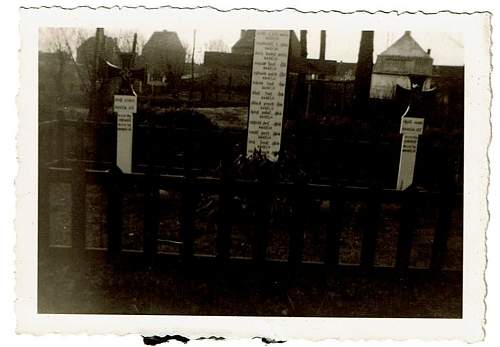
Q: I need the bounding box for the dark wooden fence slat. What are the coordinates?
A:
[288,181,306,272]
[431,149,456,272]
[180,127,195,264]
[57,111,66,164]
[71,118,86,252]
[106,170,122,259]
[38,166,51,255]
[143,122,159,267]
[430,195,453,272]
[143,179,159,267]
[326,188,344,267]
[396,191,417,272]
[360,188,381,269]
[253,183,271,265]
[216,135,232,262]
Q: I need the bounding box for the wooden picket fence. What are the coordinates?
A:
[38,113,461,279]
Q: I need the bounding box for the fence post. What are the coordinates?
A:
[253,163,272,266]
[395,188,417,315]
[56,111,66,165]
[327,184,343,268]
[288,178,306,277]
[216,132,232,264]
[180,125,195,265]
[360,186,381,269]
[143,119,159,268]
[107,115,122,263]
[431,147,456,272]
[396,189,417,272]
[38,166,50,257]
[71,116,87,258]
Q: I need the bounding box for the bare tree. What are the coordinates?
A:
[40,28,93,99]
[205,39,229,53]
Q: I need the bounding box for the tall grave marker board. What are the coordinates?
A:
[397,116,424,190]
[246,30,290,161]
[114,94,137,174]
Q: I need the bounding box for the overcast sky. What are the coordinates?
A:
[39,27,464,66]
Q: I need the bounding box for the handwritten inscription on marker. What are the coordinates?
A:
[246,30,290,161]
[114,95,137,114]
[400,117,424,135]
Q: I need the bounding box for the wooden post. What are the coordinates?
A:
[216,133,233,263]
[396,190,417,272]
[253,184,271,265]
[38,166,50,257]
[360,188,381,269]
[180,125,195,265]
[56,111,66,165]
[107,116,122,262]
[353,31,374,117]
[89,28,105,122]
[107,171,122,261]
[143,120,159,267]
[288,180,306,276]
[71,116,87,256]
[430,148,455,272]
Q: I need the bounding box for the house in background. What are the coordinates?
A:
[369,31,434,100]
[138,30,186,88]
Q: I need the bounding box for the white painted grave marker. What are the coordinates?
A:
[114,94,137,173]
[246,30,290,161]
[397,116,424,190]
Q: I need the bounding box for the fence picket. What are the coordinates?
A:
[361,188,381,269]
[216,134,232,262]
[253,183,271,265]
[181,127,195,264]
[143,122,159,267]
[326,186,343,267]
[71,118,86,253]
[288,180,306,272]
[396,191,417,272]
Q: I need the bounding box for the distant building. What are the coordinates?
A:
[139,30,186,86]
[231,29,302,57]
[370,31,434,100]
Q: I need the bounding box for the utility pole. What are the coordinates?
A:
[190,29,196,103]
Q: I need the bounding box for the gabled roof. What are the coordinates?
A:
[380,31,430,58]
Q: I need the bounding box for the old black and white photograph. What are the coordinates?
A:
[15,6,490,341]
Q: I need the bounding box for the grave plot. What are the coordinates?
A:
[37,27,464,317]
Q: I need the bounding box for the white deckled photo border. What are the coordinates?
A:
[16,6,490,341]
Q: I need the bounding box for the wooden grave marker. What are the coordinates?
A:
[246,30,290,161]
[397,116,424,190]
[113,94,137,173]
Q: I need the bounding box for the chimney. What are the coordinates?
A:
[405,30,411,35]
[300,30,308,58]
[319,30,326,60]
[427,48,431,55]
[240,30,246,39]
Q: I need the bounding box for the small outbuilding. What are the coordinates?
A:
[370,31,433,100]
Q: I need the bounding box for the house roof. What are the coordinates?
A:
[380,31,430,58]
